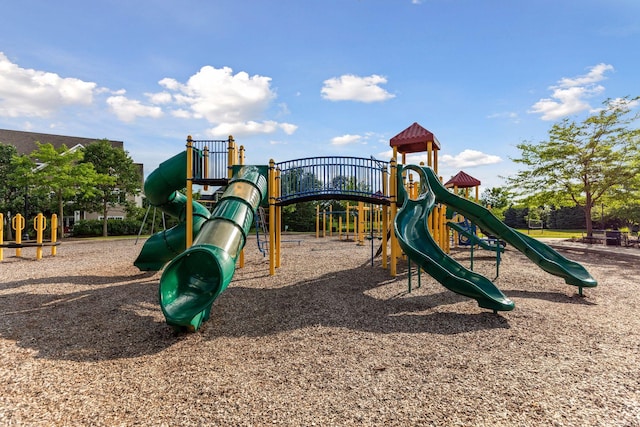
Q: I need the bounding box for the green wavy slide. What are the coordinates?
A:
[395,165,596,312]
[395,166,515,312]
[420,166,596,290]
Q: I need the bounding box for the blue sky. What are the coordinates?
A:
[1,0,639,191]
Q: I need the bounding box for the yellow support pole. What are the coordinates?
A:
[339,216,343,240]
[382,165,388,269]
[434,149,439,175]
[322,210,326,238]
[329,205,333,237]
[269,159,276,275]
[427,140,433,168]
[34,213,46,260]
[390,159,398,276]
[12,214,25,257]
[316,205,320,238]
[51,214,58,256]
[346,203,350,240]
[227,137,234,179]
[357,202,365,246]
[186,136,194,248]
[276,168,282,268]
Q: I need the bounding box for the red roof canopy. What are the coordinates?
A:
[444,171,481,188]
[389,122,441,153]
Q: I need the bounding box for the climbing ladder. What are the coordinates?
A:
[255,206,269,256]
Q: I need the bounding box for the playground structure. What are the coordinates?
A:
[135,123,597,331]
[315,202,384,243]
[0,213,60,261]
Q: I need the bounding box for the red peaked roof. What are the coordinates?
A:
[444,171,481,188]
[389,122,441,153]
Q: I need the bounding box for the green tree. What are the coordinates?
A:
[508,97,640,236]
[0,144,20,214]
[13,142,104,238]
[480,187,512,209]
[80,139,141,236]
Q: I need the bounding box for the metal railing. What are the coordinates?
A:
[275,156,390,204]
[189,138,230,181]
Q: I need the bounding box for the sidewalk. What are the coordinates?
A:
[539,237,640,259]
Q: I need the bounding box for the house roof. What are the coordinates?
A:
[389,122,441,153]
[0,129,123,155]
[444,171,481,188]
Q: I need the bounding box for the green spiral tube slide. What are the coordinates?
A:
[158,166,268,331]
[134,151,211,271]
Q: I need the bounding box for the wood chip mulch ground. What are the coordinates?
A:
[1,235,639,426]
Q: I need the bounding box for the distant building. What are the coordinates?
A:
[0,129,143,230]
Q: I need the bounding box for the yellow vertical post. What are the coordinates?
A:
[338,216,343,240]
[316,205,320,238]
[427,141,433,168]
[346,203,350,240]
[358,202,365,246]
[276,168,281,268]
[239,145,245,165]
[390,159,398,276]
[475,185,479,203]
[227,136,235,179]
[0,213,3,261]
[329,205,333,237]
[434,149,439,175]
[34,213,46,260]
[322,210,326,238]
[12,214,25,257]
[269,160,276,275]
[185,136,194,248]
[382,165,388,269]
[51,214,58,256]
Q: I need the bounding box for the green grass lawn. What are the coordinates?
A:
[512,229,585,239]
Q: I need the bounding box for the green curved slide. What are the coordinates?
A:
[395,166,515,311]
[419,166,597,290]
[134,151,211,271]
[159,166,267,330]
[135,150,268,331]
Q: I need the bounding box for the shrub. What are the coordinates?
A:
[72,219,143,237]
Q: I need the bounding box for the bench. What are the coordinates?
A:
[0,241,61,248]
[582,230,621,246]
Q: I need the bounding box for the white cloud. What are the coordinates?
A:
[529,63,614,120]
[440,149,502,168]
[0,52,96,118]
[207,120,298,138]
[146,91,173,104]
[106,95,163,122]
[487,111,519,123]
[159,66,275,123]
[331,134,363,145]
[321,74,395,103]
